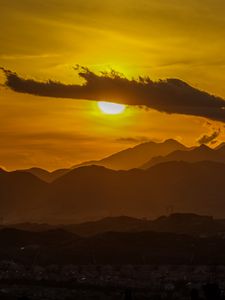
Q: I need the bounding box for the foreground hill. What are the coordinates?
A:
[6,213,225,238]
[1,228,225,265]
[141,144,225,169]
[0,228,77,247]
[1,161,225,223]
[72,139,187,170]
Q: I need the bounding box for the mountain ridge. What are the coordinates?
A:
[71,139,188,170]
[141,143,225,169]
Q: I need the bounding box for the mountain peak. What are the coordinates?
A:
[73,139,187,171]
[0,168,7,174]
[196,144,212,151]
[216,142,225,151]
[163,139,183,146]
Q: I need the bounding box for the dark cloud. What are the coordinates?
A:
[197,129,221,145]
[2,66,225,122]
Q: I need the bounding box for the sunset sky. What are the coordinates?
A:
[1,0,225,170]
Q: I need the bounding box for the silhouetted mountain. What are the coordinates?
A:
[46,161,225,222]
[217,143,225,154]
[0,228,78,247]
[18,139,188,181]
[2,161,225,223]
[149,213,224,236]
[62,213,225,237]
[7,222,56,232]
[5,213,225,237]
[0,169,47,223]
[1,228,225,265]
[141,144,225,169]
[72,139,187,170]
[216,142,225,150]
[63,216,147,236]
[0,168,6,175]
[23,167,69,182]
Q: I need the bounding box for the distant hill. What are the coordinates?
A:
[141,144,225,169]
[63,216,147,236]
[0,228,77,247]
[216,142,225,150]
[18,139,187,182]
[47,161,225,222]
[7,213,225,237]
[22,167,69,183]
[72,139,188,170]
[62,213,225,237]
[2,161,225,223]
[0,169,47,223]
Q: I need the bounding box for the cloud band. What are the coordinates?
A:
[2,66,225,122]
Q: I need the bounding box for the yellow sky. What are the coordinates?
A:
[1,0,225,170]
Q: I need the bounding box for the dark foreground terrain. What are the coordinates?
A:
[0,214,224,299]
[0,264,224,299]
[0,261,225,300]
[2,213,225,265]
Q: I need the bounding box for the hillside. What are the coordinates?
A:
[22,167,69,183]
[141,144,225,169]
[47,161,225,222]
[72,139,187,170]
[7,213,225,237]
[0,228,225,265]
[1,161,225,223]
[0,169,47,223]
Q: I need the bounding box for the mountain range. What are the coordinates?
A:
[22,139,187,182]
[8,213,225,237]
[21,139,225,183]
[1,160,225,223]
[21,167,70,183]
[141,143,225,169]
[71,138,187,170]
[1,139,225,223]
[1,227,225,265]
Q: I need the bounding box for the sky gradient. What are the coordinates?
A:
[1,0,225,170]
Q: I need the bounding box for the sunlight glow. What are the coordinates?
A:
[98,101,126,115]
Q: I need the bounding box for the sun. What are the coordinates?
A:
[98,101,126,115]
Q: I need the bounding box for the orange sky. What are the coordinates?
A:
[1,0,225,170]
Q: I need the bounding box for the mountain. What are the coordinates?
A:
[5,213,225,237]
[22,167,69,183]
[141,144,225,169]
[72,139,188,170]
[18,139,187,181]
[2,228,225,265]
[46,161,225,222]
[5,222,56,232]
[216,142,225,150]
[0,228,77,247]
[62,213,225,237]
[149,213,224,236]
[0,169,47,223]
[2,160,225,223]
[64,216,147,236]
